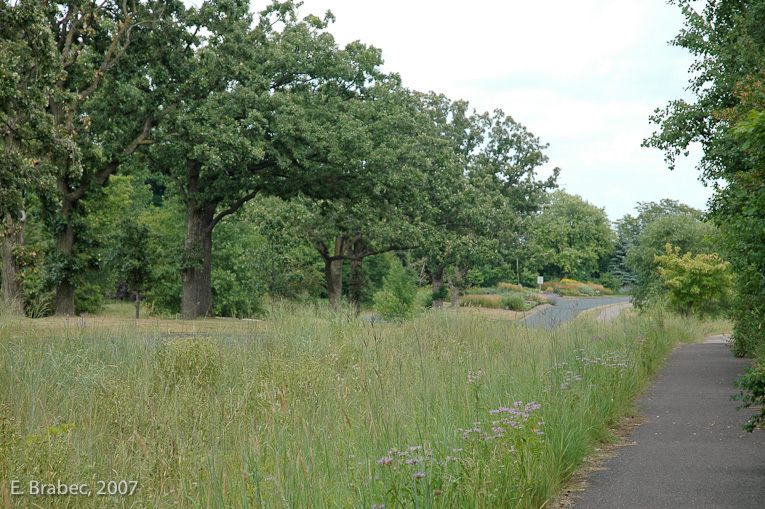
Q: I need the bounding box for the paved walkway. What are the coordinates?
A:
[595,302,633,323]
[573,337,765,509]
[522,297,632,329]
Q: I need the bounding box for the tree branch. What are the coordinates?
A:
[210,189,261,231]
[77,12,134,106]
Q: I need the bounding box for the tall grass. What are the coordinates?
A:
[0,304,721,507]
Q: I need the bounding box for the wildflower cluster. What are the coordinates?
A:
[458,401,545,442]
[573,349,630,371]
[62,314,88,337]
[376,445,435,468]
[467,369,485,385]
[369,443,455,507]
[546,346,635,394]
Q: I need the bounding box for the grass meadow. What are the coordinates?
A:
[0,303,730,508]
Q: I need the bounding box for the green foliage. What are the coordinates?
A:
[210,215,264,318]
[140,199,185,315]
[578,286,596,296]
[655,244,732,316]
[626,213,716,307]
[0,0,60,220]
[616,200,705,289]
[502,293,526,311]
[733,363,765,432]
[646,0,765,357]
[594,272,622,292]
[13,237,51,317]
[526,191,614,282]
[415,94,558,304]
[373,259,418,318]
[108,218,156,294]
[74,283,102,315]
[466,268,486,288]
[724,97,765,355]
[431,284,449,301]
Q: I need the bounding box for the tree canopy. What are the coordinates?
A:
[646,0,765,355]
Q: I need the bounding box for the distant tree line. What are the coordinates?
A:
[0,0,731,323]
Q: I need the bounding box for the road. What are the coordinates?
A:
[522,296,632,329]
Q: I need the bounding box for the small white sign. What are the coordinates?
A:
[537,276,544,285]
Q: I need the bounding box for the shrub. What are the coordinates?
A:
[156,335,221,387]
[498,282,524,292]
[462,295,503,309]
[373,259,418,318]
[733,362,765,432]
[502,294,526,311]
[75,283,104,315]
[542,280,611,297]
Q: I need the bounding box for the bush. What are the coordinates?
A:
[462,295,503,309]
[733,362,765,432]
[156,335,221,387]
[541,280,610,297]
[75,283,104,315]
[502,294,526,311]
[373,259,418,318]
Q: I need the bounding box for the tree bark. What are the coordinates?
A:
[1,211,25,315]
[325,257,344,311]
[349,239,364,315]
[181,202,215,319]
[446,264,469,309]
[431,263,444,309]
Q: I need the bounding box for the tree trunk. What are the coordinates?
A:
[54,197,76,316]
[431,263,444,309]
[349,239,364,315]
[181,203,215,319]
[446,271,459,308]
[1,211,25,315]
[446,264,469,309]
[134,291,140,319]
[320,236,350,312]
[325,257,343,311]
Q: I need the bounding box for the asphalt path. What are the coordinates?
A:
[573,339,765,509]
[522,296,632,329]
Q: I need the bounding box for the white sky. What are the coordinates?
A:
[261,0,711,222]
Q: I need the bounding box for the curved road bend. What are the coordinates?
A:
[522,296,632,329]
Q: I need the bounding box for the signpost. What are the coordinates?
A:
[537,275,544,293]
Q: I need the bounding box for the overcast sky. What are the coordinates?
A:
[253,0,710,222]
